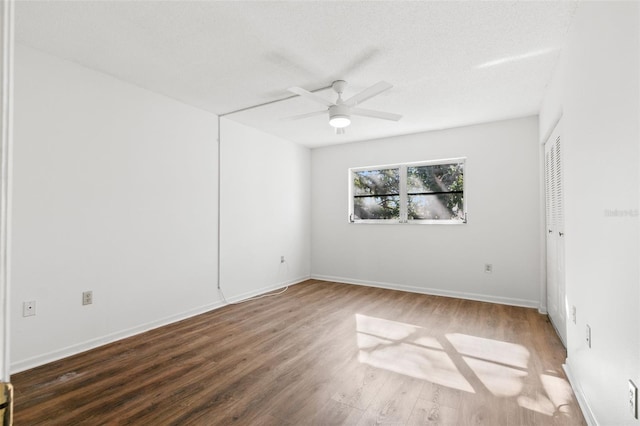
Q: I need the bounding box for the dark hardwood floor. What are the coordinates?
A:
[12,280,586,425]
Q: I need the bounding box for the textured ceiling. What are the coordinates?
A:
[15,1,577,148]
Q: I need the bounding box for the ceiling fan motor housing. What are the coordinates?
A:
[332,80,348,95]
[329,104,351,128]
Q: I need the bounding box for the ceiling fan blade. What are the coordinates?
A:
[343,81,393,107]
[287,87,334,107]
[351,107,402,121]
[281,110,326,121]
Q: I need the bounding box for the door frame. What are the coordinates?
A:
[543,117,566,346]
[539,114,563,315]
[0,0,15,382]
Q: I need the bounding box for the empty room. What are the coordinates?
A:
[0,1,638,425]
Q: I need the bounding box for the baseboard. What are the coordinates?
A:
[12,274,534,374]
[563,363,598,426]
[218,275,310,304]
[310,274,540,309]
[12,276,312,374]
[11,299,225,374]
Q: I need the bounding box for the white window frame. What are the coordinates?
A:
[348,158,467,225]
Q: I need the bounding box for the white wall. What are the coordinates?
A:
[311,117,541,308]
[219,118,310,300]
[539,3,640,424]
[11,46,313,373]
[11,45,220,372]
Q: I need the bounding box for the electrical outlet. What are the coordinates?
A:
[280,255,285,264]
[23,301,36,317]
[484,264,492,273]
[586,324,591,348]
[571,306,577,324]
[82,291,93,305]
[630,380,638,419]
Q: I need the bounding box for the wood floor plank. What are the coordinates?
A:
[330,363,389,411]
[311,399,365,425]
[355,374,424,425]
[12,280,586,425]
[407,395,459,425]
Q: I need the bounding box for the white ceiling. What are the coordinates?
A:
[15,1,577,148]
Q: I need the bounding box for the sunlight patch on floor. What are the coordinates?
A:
[542,373,574,415]
[357,334,474,392]
[446,332,530,397]
[517,391,557,416]
[354,313,575,418]
[517,374,574,416]
[462,357,527,397]
[355,314,421,342]
[355,314,472,392]
[446,333,530,369]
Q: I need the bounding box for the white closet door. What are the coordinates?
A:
[545,145,558,323]
[545,121,566,345]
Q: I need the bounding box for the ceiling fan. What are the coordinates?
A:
[285,80,402,134]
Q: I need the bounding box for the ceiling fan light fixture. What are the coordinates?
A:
[329,115,351,128]
[329,104,351,128]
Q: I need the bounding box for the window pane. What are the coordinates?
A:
[353,169,399,196]
[354,195,400,220]
[407,163,463,194]
[350,160,465,223]
[408,193,464,220]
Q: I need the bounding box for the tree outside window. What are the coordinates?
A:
[350,159,465,224]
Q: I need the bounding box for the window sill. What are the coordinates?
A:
[349,220,466,225]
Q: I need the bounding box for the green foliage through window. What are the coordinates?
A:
[353,169,400,220]
[407,163,464,220]
[350,159,465,223]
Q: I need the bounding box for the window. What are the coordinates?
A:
[349,158,466,224]
[352,168,400,220]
